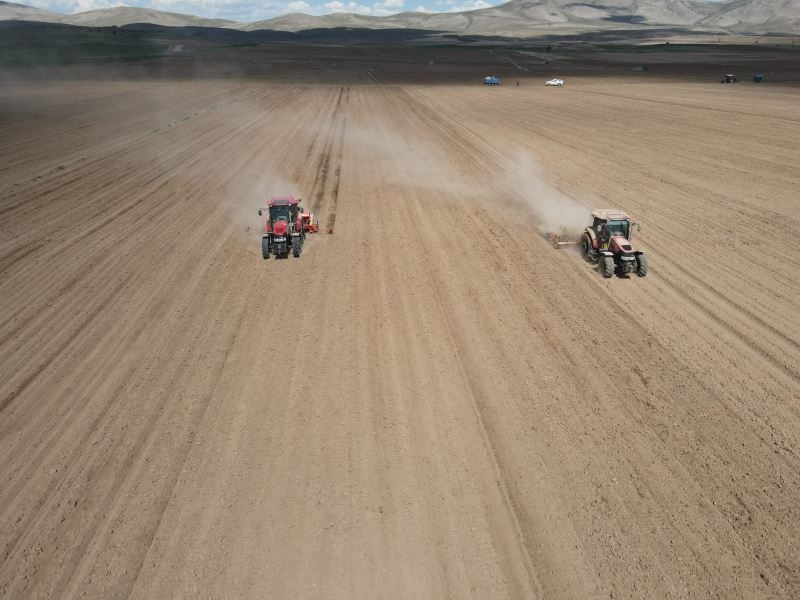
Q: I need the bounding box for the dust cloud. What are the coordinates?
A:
[347,121,473,197]
[221,120,589,251]
[497,151,590,235]
[350,122,590,235]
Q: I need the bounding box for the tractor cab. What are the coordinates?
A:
[259,196,301,230]
[269,203,293,224]
[591,209,633,248]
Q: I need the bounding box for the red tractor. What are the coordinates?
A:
[258,196,318,259]
[580,209,648,278]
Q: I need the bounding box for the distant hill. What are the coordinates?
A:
[700,0,800,34]
[239,12,387,32]
[244,0,800,35]
[61,6,236,28]
[2,0,799,35]
[0,3,236,27]
[0,0,61,22]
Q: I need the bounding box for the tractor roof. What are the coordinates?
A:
[592,208,632,221]
[267,196,301,207]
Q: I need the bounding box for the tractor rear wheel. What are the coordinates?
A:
[262,238,270,259]
[602,256,615,278]
[581,234,592,260]
[637,253,648,277]
[293,240,302,258]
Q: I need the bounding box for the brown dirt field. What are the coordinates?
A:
[1,72,799,599]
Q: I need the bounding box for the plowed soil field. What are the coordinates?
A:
[2,76,799,599]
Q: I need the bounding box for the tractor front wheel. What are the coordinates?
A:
[637,253,648,277]
[262,238,270,260]
[293,240,302,258]
[602,256,615,278]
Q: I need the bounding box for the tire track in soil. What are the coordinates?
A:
[0,86,300,491]
[407,206,546,598]
[0,191,246,532]
[646,251,800,382]
[62,263,258,600]
[3,182,238,548]
[356,85,550,594]
[0,239,45,278]
[388,92,597,596]
[383,85,800,597]
[0,88,319,590]
[0,275,132,414]
[0,183,260,600]
[407,84,800,387]
[0,87,293,347]
[308,86,348,234]
[3,79,800,600]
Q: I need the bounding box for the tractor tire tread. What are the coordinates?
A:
[637,253,648,277]
[602,256,615,278]
[581,234,593,261]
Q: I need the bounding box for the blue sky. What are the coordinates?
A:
[26,0,497,21]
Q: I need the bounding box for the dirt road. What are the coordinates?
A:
[1,77,799,598]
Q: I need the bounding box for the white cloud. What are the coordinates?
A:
[321,0,382,14]
[445,0,489,10]
[367,0,405,15]
[414,4,429,10]
[25,0,63,9]
[73,0,123,11]
[287,0,310,8]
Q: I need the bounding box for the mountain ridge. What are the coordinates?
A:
[1,0,798,35]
